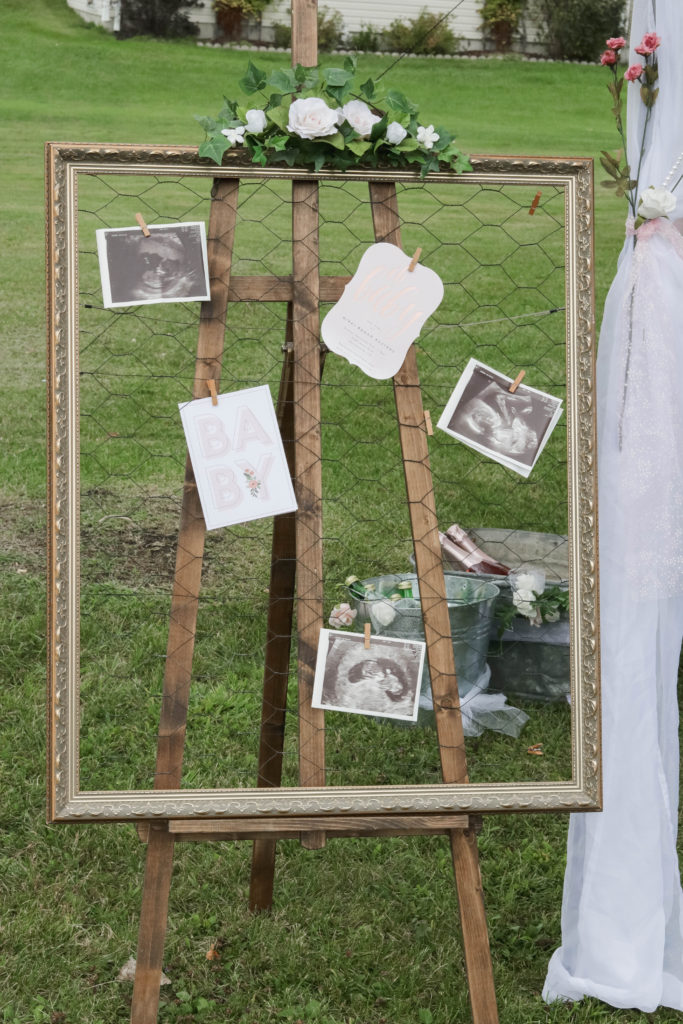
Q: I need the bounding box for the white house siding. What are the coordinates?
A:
[67,0,121,32]
[262,0,484,48]
[66,0,216,39]
[67,0,548,51]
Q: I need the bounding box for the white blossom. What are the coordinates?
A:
[386,121,407,145]
[417,124,439,150]
[245,108,267,134]
[221,125,246,146]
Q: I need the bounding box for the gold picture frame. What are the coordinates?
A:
[46,142,600,822]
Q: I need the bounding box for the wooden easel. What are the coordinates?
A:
[130,6,499,1021]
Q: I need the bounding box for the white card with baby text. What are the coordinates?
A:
[179,385,297,530]
[321,242,444,379]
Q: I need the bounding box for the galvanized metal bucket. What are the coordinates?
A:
[350,572,499,701]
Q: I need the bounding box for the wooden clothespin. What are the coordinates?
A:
[424,409,434,435]
[135,212,151,237]
[528,191,542,216]
[408,247,422,272]
[207,379,218,406]
[509,370,525,393]
[527,742,544,756]
[364,623,371,649]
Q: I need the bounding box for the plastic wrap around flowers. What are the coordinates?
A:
[196,58,471,177]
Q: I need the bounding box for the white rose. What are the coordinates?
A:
[512,571,543,594]
[638,186,677,220]
[544,608,561,623]
[417,124,439,150]
[245,108,267,134]
[341,99,381,138]
[512,588,537,618]
[288,97,339,139]
[221,126,246,146]
[329,603,357,628]
[386,121,407,145]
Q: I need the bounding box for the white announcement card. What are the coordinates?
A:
[179,385,297,530]
[321,242,444,379]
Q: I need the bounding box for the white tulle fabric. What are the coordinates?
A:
[543,0,683,1010]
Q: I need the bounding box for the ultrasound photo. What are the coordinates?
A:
[312,630,425,722]
[437,359,563,477]
[96,222,211,308]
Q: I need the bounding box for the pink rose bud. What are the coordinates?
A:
[606,36,626,51]
[624,63,644,81]
[600,50,617,65]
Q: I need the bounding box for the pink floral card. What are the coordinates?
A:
[179,384,297,530]
[321,242,444,379]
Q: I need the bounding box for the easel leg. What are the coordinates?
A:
[250,335,297,912]
[130,179,239,1022]
[369,180,499,1024]
[291,180,326,850]
[450,826,498,1024]
[130,826,175,1023]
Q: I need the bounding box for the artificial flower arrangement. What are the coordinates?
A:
[196,57,471,177]
[599,32,680,227]
[504,568,569,629]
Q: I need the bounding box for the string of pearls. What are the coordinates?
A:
[661,148,683,189]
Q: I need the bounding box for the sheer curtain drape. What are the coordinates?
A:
[543,0,683,1010]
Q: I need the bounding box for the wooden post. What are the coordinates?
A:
[292,0,317,66]
[290,0,326,850]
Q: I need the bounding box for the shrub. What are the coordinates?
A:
[317,6,345,51]
[118,0,202,38]
[480,0,525,52]
[346,24,384,52]
[271,21,291,47]
[532,0,627,61]
[382,9,460,55]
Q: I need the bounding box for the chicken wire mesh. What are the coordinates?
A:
[74,170,572,796]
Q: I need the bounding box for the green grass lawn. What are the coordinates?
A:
[2,2,682,1022]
